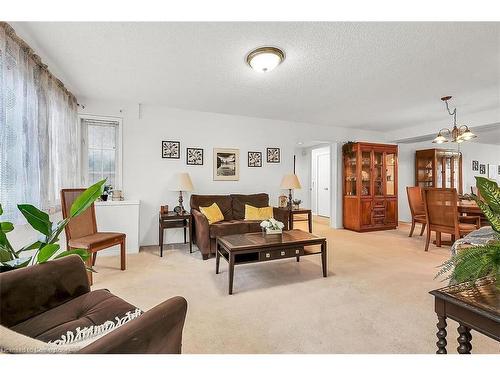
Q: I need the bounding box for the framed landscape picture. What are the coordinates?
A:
[248,151,262,167]
[213,148,240,181]
[186,148,203,165]
[162,141,180,159]
[267,147,280,163]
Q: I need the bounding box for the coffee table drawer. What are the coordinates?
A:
[259,248,304,261]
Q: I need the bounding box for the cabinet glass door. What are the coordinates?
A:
[416,154,434,188]
[361,150,371,196]
[385,153,396,195]
[344,153,357,196]
[374,151,384,196]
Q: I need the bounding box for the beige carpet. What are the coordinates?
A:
[92,218,499,354]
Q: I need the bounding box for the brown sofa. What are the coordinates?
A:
[190,193,289,259]
[0,255,187,354]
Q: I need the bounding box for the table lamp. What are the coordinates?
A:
[172,172,194,214]
[280,174,301,210]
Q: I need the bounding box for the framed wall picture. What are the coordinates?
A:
[186,148,203,165]
[162,141,180,159]
[472,160,479,171]
[248,151,262,167]
[488,164,498,179]
[479,164,486,175]
[213,148,240,181]
[267,147,280,163]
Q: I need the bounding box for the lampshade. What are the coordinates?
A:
[172,173,194,192]
[280,174,301,189]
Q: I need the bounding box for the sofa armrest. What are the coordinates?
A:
[273,207,290,230]
[78,296,188,354]
[191,209,211,256]
[0,255,90,328]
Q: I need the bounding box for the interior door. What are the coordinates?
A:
[317,153,331,217]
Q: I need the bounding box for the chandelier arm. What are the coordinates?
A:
[443,99,457,126]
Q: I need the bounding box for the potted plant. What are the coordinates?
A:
[436,177,500,289]
[260,218,285,235]
[0,179,106,272]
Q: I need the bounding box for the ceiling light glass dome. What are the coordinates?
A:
[246,47,285,73]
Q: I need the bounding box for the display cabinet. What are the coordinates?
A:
[415,149,462,194]
[343,142,398,232]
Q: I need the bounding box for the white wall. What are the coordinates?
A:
[78,100,386,246]
[398,140,500,222]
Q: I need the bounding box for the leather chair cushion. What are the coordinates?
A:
[68,232,125,250]
[230,193,269,220]
[10,289,137,343]
[209,220,250,238]
[190,195,234,220]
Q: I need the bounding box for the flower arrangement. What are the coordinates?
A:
[260,218,285,234]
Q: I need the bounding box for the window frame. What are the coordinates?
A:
[79,114,123,189]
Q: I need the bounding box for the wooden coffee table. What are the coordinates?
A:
[216,229,327,294]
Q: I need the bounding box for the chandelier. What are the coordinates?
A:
[433,96,476,144]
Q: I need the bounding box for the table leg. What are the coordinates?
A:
[120,238,126,270]
[216,243,221,274]
[183,223,187,244]
[436,315,447,354]
[436,232,441,247]
[308,211,312,233]
[321,241,327,277]
[188,217,192,253]
[457,324,472,354]
[289,212,294,230]
[228,253,235,295]
[159,224,164,257]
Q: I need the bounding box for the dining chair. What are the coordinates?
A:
[61,188,126,285]
[406,186,426,237]
[422,188,480,251]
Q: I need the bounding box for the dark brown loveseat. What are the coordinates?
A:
[190,193,289,259]
[0,255,187,353]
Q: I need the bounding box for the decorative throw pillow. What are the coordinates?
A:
[244,204,274,221]
[199,203,224,224]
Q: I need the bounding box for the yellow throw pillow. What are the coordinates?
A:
[244,204,274,221]
[199,203,224,224]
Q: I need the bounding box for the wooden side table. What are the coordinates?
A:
[159,211,192,257]
[429,277,499,354]
[289,208,313,233]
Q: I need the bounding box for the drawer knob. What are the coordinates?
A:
[295,250,300,254]
[280,251,285,256]
[266,253,270,258]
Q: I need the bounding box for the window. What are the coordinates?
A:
[80,116,122,189]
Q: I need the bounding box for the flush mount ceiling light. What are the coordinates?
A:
[432,96,477,144]
[246,46,285,73]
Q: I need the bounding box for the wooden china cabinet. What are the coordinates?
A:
[415,149,463,194]
[343,142,398,232]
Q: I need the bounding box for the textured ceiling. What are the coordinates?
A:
[13,22,500,131]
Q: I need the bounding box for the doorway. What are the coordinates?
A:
[311,146,331,217]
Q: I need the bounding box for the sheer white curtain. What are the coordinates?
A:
[0,23,79,223]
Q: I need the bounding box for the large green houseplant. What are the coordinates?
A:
[436,176,500,289]
[0,179,106,272]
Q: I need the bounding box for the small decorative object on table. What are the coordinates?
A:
[292,199,302,210]
[260,218,285,234]
[100,184,112,201]
[278,195,288,208]
[112,189,123,201]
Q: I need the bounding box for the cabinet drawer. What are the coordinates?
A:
[259,248,303,261]
[372,207,385,217]
[373,200,385,208]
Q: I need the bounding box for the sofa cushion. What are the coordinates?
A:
[10,289,137,343]
[190,194,233,220]
[209,220,249,238]
[199,203,225,224]
[231,193,269,220]
[244,204,273,220]
[246,220,263,233]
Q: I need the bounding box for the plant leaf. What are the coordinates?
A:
[15,241,43,255]
[476,199,500,233]
[70,179,106,218]
[17,204,52,236]
[475,176,500,214]
[0,222,14,233]
[54,248,90,261]
[0,204,3,215]
[0,246,14,262]
[37,244,60,263]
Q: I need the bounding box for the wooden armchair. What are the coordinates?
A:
[406,186,426,237]
[61,189,126,285]
[422,188,480,251]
